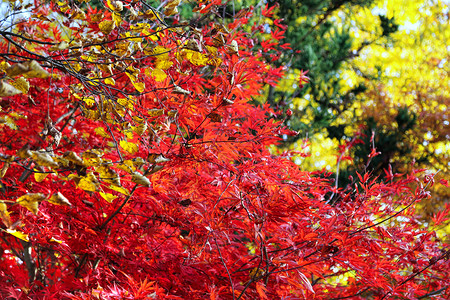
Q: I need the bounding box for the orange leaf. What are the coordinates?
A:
[256,282,268,300]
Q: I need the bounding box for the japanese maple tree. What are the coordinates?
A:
[0,0,448,299]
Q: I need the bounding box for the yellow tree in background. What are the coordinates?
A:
[286,0,449,230]
[347,0,449,216]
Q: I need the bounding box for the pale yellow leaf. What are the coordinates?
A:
[0,201,11,228]
[17,193,46,214]
[0,80,22,97]
[48,192,72,206]
[5,60,50,78]
[173,85,190,95]
[107,0,123,12]
[0,162,9,178]
[49,41,69,51]
[31,151,59,168]
[132,172,151,187]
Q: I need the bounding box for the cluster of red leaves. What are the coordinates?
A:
[0,1,449,299]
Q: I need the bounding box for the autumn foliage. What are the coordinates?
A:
[0,0,449,299]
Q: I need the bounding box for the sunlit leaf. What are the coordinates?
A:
[78,173,99,192]
[99,192,118,203]
[107,184,129,196]
[99,20,116,35]
[0,80,22,96]
[31,151,59,168]
[6,229,29,242]
[131,172,151,187]
[150,68,167,82]
[34,170,49,182]
[0,201,11,228]
[48,192,72,206]
[105,77,115,85]
[120,140,139,155]
[10,77,30,94]
[131,81,145,93]
[17,193,46,214]
[5,60,50,78]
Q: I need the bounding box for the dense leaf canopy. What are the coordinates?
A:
[0,0,448,299]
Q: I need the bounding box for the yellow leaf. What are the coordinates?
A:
[95,127,110,138]
[131,81,145,93]
[0,80,22,97]
[117,98,134,110]
[150,68,167,82]
[107,0,123,12]
[155,59,173,70]
[183,50,209,66]
[99,192,118,203]
[91,12,104,23]
[109,184,130,195]
[116,160,135,173]
[131,172,151,187]
[49,41,69,51]
[78,173,99,192]
[5,60,50,78]
[123,128,133,140]
[0,162,9,178]
[105,77,115,85]
[142,9,159,21]
[173,85,190,95]
[148,108,164,117]
[49,237,63,244]
[17,193,46,214]
[120,140,139,155]
[6,229,29,242]
[98,165,121,186]
[99,20,116,35]
[11,77,30,94]
[125,66,138,82]
[0,201,11,228]
[132,122,148,135]
[31,151,59,168]
[63,151,84,165]
[57,0,70,13]
[48,192,72,206]
[72,8,86,20]
[112,12,122,26]
[0,61,11,72]
[83,97,96,106]
[34,170,49,182]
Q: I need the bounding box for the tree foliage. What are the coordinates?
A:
[0,0,449,299]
